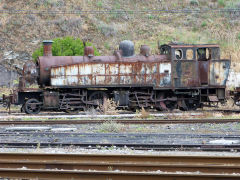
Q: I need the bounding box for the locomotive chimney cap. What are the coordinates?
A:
[42,40,53,44]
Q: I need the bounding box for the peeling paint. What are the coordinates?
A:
[50,61,172,87]
[210,60,230,86]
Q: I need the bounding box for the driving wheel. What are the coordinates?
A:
[24,98,41,114]
[89,91,108,108]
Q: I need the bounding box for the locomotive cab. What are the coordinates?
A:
[160,43,230,106]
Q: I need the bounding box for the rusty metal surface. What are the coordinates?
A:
[43,40,53,56]
[84,46,94,57]
[49,55,171,88]
[43,91,59,108]
[235,87,240,92]
[209,60,230,86]
[0,162,239,174]
[18,77,25,91]
[172,60,199,87]
[4,41,231,113]
[140,45,150,56]
[199,61,209,85]
[0,153,240,179]
[39,54,169,86]
[1,169,240,180]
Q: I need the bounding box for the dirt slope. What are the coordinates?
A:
[0,0,239,74]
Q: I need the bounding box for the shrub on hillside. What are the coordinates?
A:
[97,21,117,37]
[218,0,226,7]
[190,0,199,6]
[32,37,100,61]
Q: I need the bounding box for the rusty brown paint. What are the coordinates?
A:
[43,91,59,108]
[0,153,240,180]
[199,61,209,85]
[43,40,53,56]
[50,57,172,88]
[172,60,199,87]
[84,46,94,57]
[209,60,230,86]
[140,45,150,56]
[38,55,169,86]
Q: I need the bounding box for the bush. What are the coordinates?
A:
[218,0,225,7]
[32,37,100,61]
[190,0,199,6]
[97,21,117,37]
[201,21,207,27]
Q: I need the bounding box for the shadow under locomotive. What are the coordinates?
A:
[2,40,231,114]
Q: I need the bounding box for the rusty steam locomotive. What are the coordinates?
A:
[4,40,230,114]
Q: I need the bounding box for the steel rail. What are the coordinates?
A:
[0,108,239,116]
[1,132,240,138]
[0,153,240,179]
[0,169,240,180]
[0,118,240,125]
[0,143,240,151]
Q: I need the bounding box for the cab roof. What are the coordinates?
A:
[166,43,219,48]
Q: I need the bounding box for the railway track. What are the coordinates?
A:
[0,132,240,151]
[0,153,240,179]
[1,118,240,125]
[1,142,240,152]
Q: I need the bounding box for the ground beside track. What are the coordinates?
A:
[1,110,240,153]
[1,122,240,134]
[0,147,240,156]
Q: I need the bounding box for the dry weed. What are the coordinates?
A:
[100,98,119,115]
[136,107,150,119]
[97,121,124,133]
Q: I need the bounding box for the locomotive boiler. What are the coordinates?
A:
[4,40,230,114]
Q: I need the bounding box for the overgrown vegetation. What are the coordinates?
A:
[135,107,151,119]
[96,121,124,133]
[32,37,100,61]
[100,99,119,115]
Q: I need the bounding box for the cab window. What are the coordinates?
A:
[197,48,211,61]
[186,49,194,60]
[160,45,170,55]
[175,49,183,60]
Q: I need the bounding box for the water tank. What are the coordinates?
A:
[119,40,135,57]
